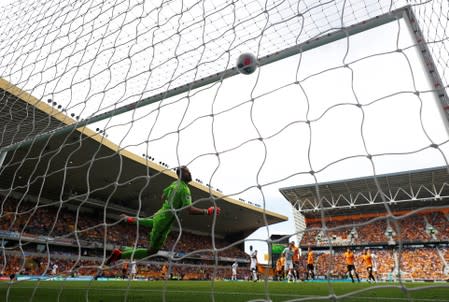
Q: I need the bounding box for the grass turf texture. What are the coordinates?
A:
[1,281,449,302]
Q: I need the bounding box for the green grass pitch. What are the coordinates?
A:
[1,280,449,302]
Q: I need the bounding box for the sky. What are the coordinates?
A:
[1,0,448,263]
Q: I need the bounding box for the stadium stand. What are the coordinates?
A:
[0,195,251,280]
[280,168,449,282]
[0,79,287,281]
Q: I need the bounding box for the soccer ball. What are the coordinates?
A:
[236,53,257,75]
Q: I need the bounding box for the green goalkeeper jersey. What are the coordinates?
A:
[156,180,192,219]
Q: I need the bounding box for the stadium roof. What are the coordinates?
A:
[279,166,449,219]
[0,78,287,240]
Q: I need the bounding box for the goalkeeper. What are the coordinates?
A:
[106,166,220,264]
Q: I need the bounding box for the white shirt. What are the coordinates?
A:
[283,247,294,270]
[282,247,294,261]
[232,262,238,273]
[250,251,257,269]
[51,264,58,275]
[130,261,137,274]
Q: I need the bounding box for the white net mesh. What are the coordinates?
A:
[1,0,449,301]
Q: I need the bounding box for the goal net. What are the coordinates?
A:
[0,0,448,301]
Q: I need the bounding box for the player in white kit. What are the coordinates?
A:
[249,246,258,282]
[282,242,295,282]
[231,260,238,280]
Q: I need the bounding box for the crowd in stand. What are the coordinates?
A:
[298,210,449,281]
[2,196,449,281]
[2,246,447,281]
[301,211,449,246]
[398,248,447,280]
[0,253,234,280]
[0,197,247,280]
[311,248,448,281]
[0,198,247,259]
[425,212,449,241]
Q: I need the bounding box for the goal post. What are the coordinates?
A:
[402,8,449,136]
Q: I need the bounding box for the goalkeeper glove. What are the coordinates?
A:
[207,207,221,216]
[121,214,137,223]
